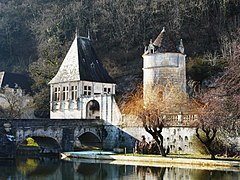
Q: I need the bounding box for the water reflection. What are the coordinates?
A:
[163,167,239,180]
[136,166,166,180]
[70,159,239,180]
[16,157,60,178]
[0,159,16,179]
[72,159,135,179]
[0,157,239,180]
[17,158,38,176]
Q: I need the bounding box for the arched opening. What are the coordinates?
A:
[76,132,101,150]
[86,100,100,119]
[17,136,61,155]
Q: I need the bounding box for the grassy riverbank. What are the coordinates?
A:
[123,153,240,161]
[63,151,240,169]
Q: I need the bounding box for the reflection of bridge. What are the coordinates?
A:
[0,119,134,155]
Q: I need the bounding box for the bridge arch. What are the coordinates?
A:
[75,132,102,150]
[18,136,61,153]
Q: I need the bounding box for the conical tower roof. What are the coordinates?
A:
[153,27,176,53]
[49,36,114,84]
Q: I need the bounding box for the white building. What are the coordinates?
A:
[49,34,121,125]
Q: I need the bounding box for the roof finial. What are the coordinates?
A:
[75,27,79,38]
[87,29,91,40]
[178,39,184,54]
[161,27,166,33]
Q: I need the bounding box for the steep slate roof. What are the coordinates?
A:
[49,36,114,84]
[0,72,32,93]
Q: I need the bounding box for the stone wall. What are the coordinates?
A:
[100,122,197,154]
[102,125,137,151]
[118,126,197,154]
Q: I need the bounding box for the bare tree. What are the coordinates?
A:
[217,42,240,137]
[0,87,32,119]
[121,83,195,156]
[195,42,240,159]
[195,89,222,160]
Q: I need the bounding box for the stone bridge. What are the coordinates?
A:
[0,119,135,157]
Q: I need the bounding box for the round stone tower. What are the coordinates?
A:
[142,28,186,103]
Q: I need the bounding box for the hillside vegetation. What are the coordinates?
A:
[0,0,239,117]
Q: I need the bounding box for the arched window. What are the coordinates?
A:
[86,100,100,119]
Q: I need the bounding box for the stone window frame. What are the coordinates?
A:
[54,87,57,101]
[103,87,111,94]
[66,86,69,100]
[71,85,77,100]
[62,87,66,100]
[62,86,69,101]
[54,86,61,101]
[83,85,91,96]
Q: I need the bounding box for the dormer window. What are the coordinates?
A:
[83,85,91,95]
[103,87,111,94]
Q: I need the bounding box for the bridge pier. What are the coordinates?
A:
[0,122,16,158]
[62,128,75,152]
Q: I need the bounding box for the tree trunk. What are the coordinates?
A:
[196,127,217,160]
[204,142,216,160]
[145,126,166,157]
[153,135,166,157]
[210,153,216,160]
[157,134,166,157]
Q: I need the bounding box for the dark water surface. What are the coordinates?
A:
[0,157,239,180]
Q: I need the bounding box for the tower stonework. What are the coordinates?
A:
[142,28,186,102]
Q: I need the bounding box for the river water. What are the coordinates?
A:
[0,157,239,180]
